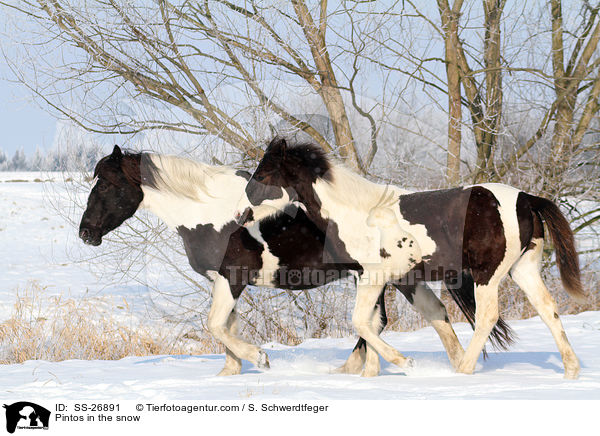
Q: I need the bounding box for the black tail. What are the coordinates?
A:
[446,272,515,353]
[523,193,586,303]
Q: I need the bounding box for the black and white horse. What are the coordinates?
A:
[237,137,586,379]
[79,145,484,376]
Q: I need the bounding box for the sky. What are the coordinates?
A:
[0,0,567,160]
[0,5,57,158]
[0,63,57,157]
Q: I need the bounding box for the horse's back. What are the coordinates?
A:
[398,184,525,285]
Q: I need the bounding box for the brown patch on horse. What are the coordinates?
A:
[463,186,506,286]
[399,187,472,283]
[121,153,142,186]
[257,205,361,288]
[398,186,513,349]
[516,192,534,251]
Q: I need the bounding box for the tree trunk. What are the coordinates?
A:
[292,0,361,171]
[438,0,464,186]
[476,0,506,182]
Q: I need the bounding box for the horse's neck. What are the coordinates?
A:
[140,165,246,231]
[311,166,406,222]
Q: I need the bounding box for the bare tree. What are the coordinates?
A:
[1,0,598,337]
[1,0,386,170]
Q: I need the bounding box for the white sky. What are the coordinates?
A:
[0,2,62,157]
[0,0,579,159]
[0,57,56,156]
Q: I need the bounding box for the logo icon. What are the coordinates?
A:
[3,402,50,433]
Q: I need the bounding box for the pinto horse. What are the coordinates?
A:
[237,137,586,379]
[79,145,484,376]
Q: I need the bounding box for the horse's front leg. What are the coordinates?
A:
[208,275,269,372]
[352,283,414,370]
[361,290,388,377]
[335,287,386,375]
[218,310,243,376]
[335,309,385,376]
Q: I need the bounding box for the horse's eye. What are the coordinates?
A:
[97,183,109,193]
[254,175,265,182]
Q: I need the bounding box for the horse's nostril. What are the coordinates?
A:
[80,228,90,240]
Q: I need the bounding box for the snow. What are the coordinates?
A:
[0,174,171,323]
[1,174,600,402]
[3,312,600,400]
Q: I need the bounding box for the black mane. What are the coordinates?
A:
[266,137,333,183]
[93,149,152,188]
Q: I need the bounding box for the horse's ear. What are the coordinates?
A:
[268,137,287,160]
[111,145,123,159]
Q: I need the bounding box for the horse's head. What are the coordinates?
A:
[79,145,143,246]
[236,137,331,225]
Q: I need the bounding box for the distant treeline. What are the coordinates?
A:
[0,146,104,171]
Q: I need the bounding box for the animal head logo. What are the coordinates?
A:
[3,402,50,434]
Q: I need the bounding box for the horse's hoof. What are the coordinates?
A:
[564,366,580,380]
[333,365,362,375]
[257,350,270,370]
[332,360,364,375]
[405,357,416,368]
[360,368,379,377]
[331,365,344,374]
[217,367,242,376]
[456,362,475,375]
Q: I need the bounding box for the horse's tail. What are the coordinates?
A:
[523,193,586,303]
[446,271,515,353]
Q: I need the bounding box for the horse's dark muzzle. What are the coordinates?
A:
[79,228,102,246]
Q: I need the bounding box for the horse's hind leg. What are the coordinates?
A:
[334,338,366,374]
[456,279,500,374]
[208,275,269,371]
[511,238,580,379]
[218,310,243,376]
[397,281,465,369]
[334,288,386,375]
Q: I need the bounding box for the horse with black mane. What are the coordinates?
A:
[237,137,586,379]
[79,145,492,376]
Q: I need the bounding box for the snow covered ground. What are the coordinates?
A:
[0,172,143,309]
[0,173,187,326]
[1,174,600,402]
[2,312,599,400]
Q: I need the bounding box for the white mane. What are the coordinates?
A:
[319,164,410,212]
[145,153,236,201]
[140,153,246,230]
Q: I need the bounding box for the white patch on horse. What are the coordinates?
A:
[139,154,247,231]
[237,189,292,225]
[313,166,426,270]
[394,211,437,259]
[246,224,279,287]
